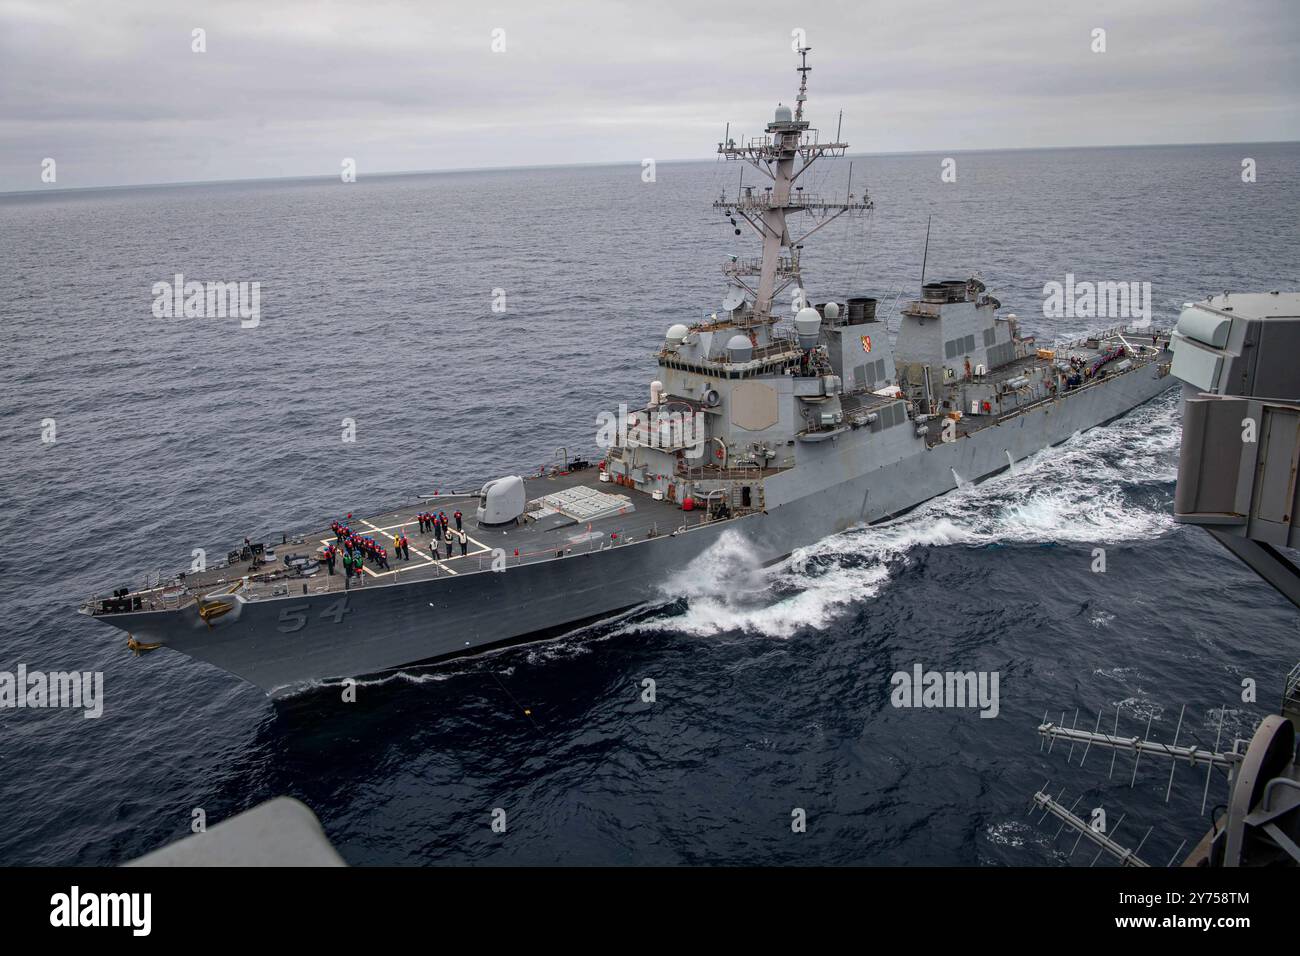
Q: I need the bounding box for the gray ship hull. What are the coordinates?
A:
[94,361,1174,694]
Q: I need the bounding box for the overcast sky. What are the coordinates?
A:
[1,0,1296,191]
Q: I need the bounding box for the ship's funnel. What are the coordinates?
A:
[846,297,878,323]
[794,306,822,349]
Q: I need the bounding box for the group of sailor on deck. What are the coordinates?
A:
[320,510,470,582]
[327,521,397,576]
[418,509,468,559]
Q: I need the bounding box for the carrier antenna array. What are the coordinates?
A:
[1033,699,1300,867]
[1027,787,1168,867]
[1038,703,1239,814]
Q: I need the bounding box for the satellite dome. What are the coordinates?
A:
[726,334,753,363]
[665,323,689,346]
[794,306,822,330]
[794,306,822,349]
[823,301,840,321]
[774,104,793,123]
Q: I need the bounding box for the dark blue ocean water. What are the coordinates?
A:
[1,143,1297,866]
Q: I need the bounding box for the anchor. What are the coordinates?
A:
[126,634,162,655]
[194,582,246,629]
[197,600,235,626]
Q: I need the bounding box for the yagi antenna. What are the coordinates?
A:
[1037,702,1241,815]
[1029,699,1244,867]
[1029,788,1151,867]
[1035,689,1300,868]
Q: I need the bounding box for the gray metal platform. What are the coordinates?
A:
[108,468,709,613]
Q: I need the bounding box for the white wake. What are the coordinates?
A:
[619,392,1181,639]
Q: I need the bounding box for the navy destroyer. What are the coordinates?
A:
[82,50,1176,694]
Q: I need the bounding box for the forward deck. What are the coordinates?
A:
[88,467,719,615]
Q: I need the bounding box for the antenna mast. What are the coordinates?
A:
[794,47,811,121]
[920,214,932,290]
[714,47,871,325]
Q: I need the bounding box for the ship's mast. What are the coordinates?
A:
[715,47,871,327]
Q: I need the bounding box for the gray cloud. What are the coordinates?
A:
[1,0,1296,190]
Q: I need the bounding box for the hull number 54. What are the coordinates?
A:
[277,597,352,633]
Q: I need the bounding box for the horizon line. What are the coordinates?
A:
[4,137,1296,198]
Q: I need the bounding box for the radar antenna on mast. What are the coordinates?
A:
[714,48,871,325]
[794,45,811,121]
